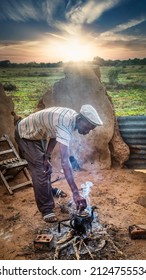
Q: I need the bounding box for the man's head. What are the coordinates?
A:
[75,105,103,135]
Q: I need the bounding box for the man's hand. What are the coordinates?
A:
[73,192,87,211]
[43,157,52,175]
[44,138,57,174]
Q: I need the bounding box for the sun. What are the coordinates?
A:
[58,38,96,62]
[42,34,98,62]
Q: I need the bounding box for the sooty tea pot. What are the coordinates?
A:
[70,206,97,235]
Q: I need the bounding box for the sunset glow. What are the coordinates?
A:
[57,38,96,62]
[0,0,146,63]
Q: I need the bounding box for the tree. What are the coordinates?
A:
[0,60,11,67]
[93,56,105,66]
[107,68,120,84]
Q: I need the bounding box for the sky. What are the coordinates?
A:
[0,0,146,63]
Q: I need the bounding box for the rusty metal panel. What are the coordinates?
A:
[117,116,146,169]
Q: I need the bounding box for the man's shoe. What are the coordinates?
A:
[52,188,67,198]
[43,212,58,223]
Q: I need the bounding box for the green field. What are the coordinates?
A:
[0,65,146,117]
[0,67,64,116]
[100,65,146,116]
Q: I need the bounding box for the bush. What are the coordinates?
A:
[3,83,17,91]
[107,68,120,84]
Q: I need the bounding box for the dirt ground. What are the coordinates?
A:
[1,164,146,260]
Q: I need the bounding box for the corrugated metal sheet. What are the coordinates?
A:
[117,116,146,169]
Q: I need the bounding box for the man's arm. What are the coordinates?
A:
[45,138,57,158]
[44,138,57,173]
[58,142,87,210]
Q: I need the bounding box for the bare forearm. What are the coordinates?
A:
[61,159,79,194]
[46,138,57,158]
[59,143,87,210]
[59,143,79,194]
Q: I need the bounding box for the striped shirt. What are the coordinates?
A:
[18,107,78,146]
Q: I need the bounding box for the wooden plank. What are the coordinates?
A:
[4,134,20,159]
[0,171,13,194]
[3,161,28,169]
[23,167,32,182]
[11,181,32,191]
[0,157,18,166]
[0,149,13,155]
[0,136,7,142]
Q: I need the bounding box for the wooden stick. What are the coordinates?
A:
[104,235,125,257]
[82,240,94,259]
[74,238,84,260]
[54,237,78,259]
[73,242,80,260]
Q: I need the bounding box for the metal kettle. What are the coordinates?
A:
[70,206,97,235]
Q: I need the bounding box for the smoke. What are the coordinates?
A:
[70,130,98,166]
[81,180,100,230]
[81,181,93,206]
[67,181,93,213]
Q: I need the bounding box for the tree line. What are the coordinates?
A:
[93,56,146,66]
[0,60,63,68]
[0,57,146,67]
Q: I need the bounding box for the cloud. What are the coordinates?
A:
[97,16,146,48]
[66,0,120,24]
[0,39,42,62]
[96,20,146,58]
[0,0,122,33]
[0,40,39,51]
[1,0,146,61]
[42,0,63,24]
[0,0,66,26]
[46,32,68,41]
[100,17,146,37]
[0,0,42,22]
[100,36,146,60]
[100,33,146,46]
[45,0,122,37]
[112,17,146,32]
[0,41,21,46]
[90,15,146,58]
